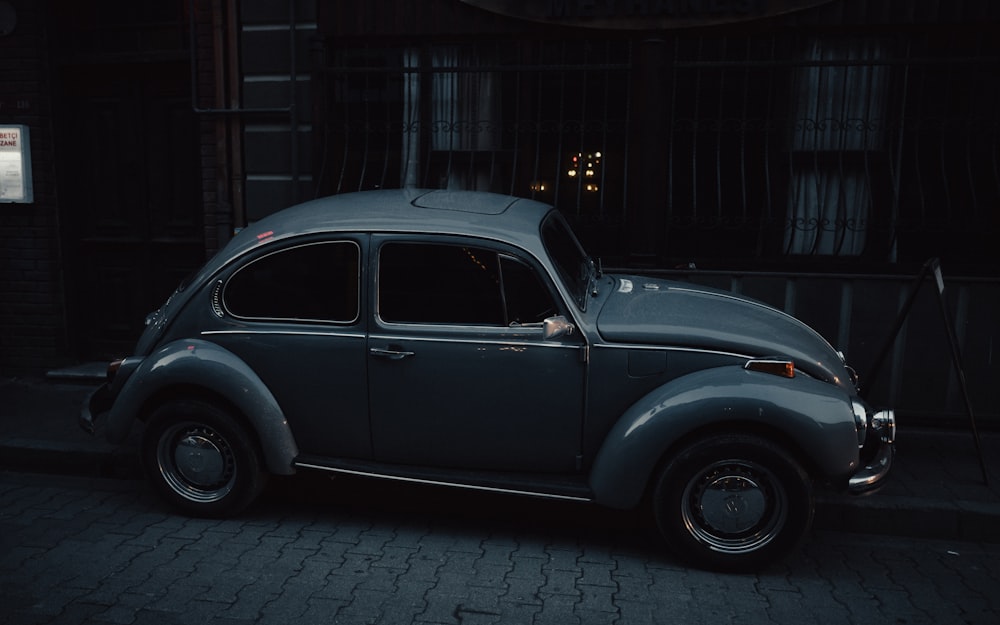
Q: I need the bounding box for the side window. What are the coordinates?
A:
[379,242,504,325]
[223,241,360,323]
[500,255,557,325]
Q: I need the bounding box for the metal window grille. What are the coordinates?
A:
[314,31,999,271]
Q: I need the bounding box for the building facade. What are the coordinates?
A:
[1,0,998,423]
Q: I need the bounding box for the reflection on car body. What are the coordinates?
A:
[81,188,894,572]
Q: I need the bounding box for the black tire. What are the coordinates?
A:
[141,399,268,518]
[652,434,814,572]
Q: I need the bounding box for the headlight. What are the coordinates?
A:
[872,409,896,445]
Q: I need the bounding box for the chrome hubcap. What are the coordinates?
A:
[157,423,236,503]
[698,474,767,534]
[174,433,227,487]
[682,460,786,554]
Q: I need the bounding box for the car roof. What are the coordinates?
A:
[199,189,557,277]
[250,188,549,240]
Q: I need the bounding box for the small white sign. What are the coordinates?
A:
[0,125,33,203]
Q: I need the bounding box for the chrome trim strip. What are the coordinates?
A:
[202,329,366,339]
[294,462,593,503]
[592,342,752,359]
[222,240,363,325]
[368,333,580,350]
[375,318,549,333]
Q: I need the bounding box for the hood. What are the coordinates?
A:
[597,276,853,389]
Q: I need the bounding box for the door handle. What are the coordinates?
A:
[369,347,415,360]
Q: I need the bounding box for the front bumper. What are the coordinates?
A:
[848,408,896,493]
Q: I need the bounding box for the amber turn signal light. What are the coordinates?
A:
[744,359,795,378]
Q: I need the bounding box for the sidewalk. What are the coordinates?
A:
[2,367,999,544]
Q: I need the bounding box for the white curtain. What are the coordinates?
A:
[401,48,421,188]
[786,169,871,256]
[430,47,500,153]
[785,38,888,256]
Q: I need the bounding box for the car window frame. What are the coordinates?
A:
[372,234,570,334]
[220,237,364,326]
[539,211,594,312]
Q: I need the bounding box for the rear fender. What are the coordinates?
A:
[106,339,298,475]
[589,366,859,509]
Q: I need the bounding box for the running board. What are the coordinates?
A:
[293,457,594,503]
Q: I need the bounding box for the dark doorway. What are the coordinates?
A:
[55,59,202,360]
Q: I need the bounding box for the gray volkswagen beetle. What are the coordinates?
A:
[82,188,894,571]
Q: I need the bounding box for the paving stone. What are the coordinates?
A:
[3,454,1000,625]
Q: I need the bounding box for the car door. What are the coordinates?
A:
[367,235,587,473]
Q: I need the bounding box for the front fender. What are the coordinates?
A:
[589,366,860,509]
[105,339,298,475]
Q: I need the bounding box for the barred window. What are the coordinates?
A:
[784,38,891,257]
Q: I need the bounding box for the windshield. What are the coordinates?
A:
[540,211,594,310]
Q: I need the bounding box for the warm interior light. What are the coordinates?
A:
[567,150,604,182]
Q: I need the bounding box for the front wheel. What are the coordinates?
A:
[652,434,814,572]
[141,399,268,517]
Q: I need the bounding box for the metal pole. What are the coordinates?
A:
[929,259,989,485]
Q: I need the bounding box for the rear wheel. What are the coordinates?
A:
[652,434,813,572]
[141,399,268,517]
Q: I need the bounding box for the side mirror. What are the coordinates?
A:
[542,315,575,340]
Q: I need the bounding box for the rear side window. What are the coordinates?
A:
[223,241,360,323]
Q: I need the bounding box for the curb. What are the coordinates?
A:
[0,439,140,480]
[814,492,1000,544]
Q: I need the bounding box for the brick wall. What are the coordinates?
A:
[0,1,68,375]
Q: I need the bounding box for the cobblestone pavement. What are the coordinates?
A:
[2,471,999,625]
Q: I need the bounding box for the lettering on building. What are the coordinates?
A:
[0,131,19,149]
